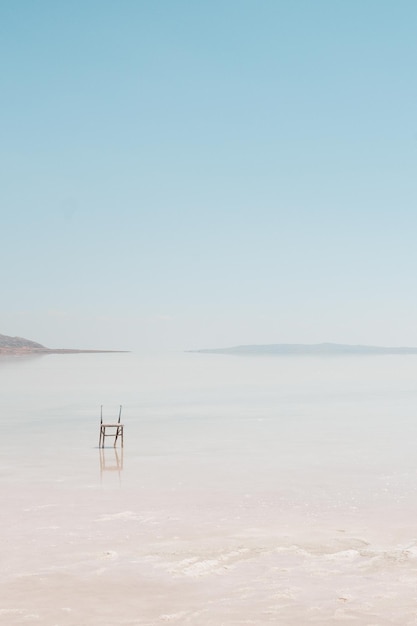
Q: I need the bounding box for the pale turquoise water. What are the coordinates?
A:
[2,352,417,624]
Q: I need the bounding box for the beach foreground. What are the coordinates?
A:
[2,353,417,625]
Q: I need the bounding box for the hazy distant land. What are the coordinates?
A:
[0,334,127,355]
[190,342,417,355]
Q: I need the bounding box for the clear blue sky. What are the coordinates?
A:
[1,0,416,351]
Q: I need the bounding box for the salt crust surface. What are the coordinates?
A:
[3,480,417,626]
[3,352,417,624]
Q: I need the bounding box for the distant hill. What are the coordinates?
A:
[0,334,45,350]
[0,333,126,355]
[190,342,417,355]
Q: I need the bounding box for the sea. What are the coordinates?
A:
[2,351,417,625]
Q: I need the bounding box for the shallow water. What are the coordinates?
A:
[2,352,417,624]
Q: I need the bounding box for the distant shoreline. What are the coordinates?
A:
[0,348,129,356]
[0,333,129,355]
[189,342,417,356]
